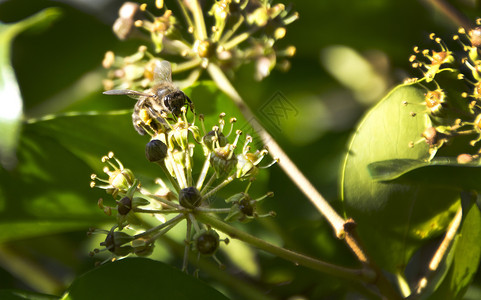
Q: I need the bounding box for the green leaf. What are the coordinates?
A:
[369,157,481,192]
[61,257,228,300]
[0,8,61,170]
[0,290,59,300]
[340,83,460,273]
[426,201,481,299]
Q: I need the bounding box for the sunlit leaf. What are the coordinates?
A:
[340,82,460,273]
[61,258,228,300]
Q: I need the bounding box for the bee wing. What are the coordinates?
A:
[154,60,173,83]
[103,89,152,100]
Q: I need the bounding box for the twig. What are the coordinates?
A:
[206,60,350,234]
[206,62,403,300]
[413,206,463,296]
[206,63,347,238]
[195,212,377,283]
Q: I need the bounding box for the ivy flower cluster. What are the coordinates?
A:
[403,19,481,162]
[102,0,298,93]
[89,100,276,269]
[91,0,289,271]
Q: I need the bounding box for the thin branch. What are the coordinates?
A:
[206,62,403,300]
[195,212,377,283]
[413,206,463,296]
[206,63,346,238]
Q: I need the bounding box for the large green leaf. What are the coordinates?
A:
[0,8,61,170]
[0,113,120,243]
[340,82,460,273]
[61,257,228,300]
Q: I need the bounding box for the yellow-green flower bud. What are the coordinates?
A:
[210,145,237,178]
[109,168,135,193]
[236,153,258,179]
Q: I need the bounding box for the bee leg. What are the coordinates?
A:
[134,124,147,135]
[147,107,169,129]
[185,95,195,114]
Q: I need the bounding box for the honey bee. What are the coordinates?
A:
[103,60,193,135]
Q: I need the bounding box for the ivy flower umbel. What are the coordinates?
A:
[98,0,282,266]
[402,18,481,162]
[89,98,276,270]
[103,0,298,92]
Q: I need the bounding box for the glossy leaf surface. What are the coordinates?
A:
[340,83,460,272]
[62,258,228,300]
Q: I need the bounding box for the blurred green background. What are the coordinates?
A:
[0,0,480,299]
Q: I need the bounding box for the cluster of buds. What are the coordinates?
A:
[403,19,481,162]
[103,0,297,92]
[90,88,276,270]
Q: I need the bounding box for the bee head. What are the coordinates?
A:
[164,90,190,116]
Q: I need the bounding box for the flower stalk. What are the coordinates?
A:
[195,212,376,283]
